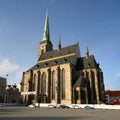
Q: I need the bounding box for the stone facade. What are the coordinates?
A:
[21,11,105,105]
[6,84,21,103]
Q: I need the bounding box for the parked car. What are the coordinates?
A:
[71,105,81,109]
[48,104,56,108]
[84,105,94,110]
[59,104,70,109]
[28,104,35,108]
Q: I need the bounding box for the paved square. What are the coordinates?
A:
[0,107,120,120]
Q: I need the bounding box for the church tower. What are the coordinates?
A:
[38,10,53,60]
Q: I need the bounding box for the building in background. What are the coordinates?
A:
[0,77,7,103]
[6,84,21,103]
[105,90,120,105]
[21,11,105,105]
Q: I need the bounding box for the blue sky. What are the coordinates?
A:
[0,0,120,90]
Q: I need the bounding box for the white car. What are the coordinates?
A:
[71,105,81,109]
[28,104,35,108]
[48,104,56,108]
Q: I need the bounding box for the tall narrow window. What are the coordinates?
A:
[51,71,55,99]
[91,71,96,100]
[97,71,101,100]
[75,90,79,100]
[33,74,36,91]
[62,69,65,99]
[41,72,46,94]
[37,71,41,95]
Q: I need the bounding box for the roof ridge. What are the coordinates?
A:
[38,43,78,61]
[61,43,78,50]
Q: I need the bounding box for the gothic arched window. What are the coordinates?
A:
[33,74,37,91]
[62,69,65,99]
[37,71,41,94]
[91,71,96,100]
[51,71,55,99]
[97,71,101,100]
[41,72,46,94]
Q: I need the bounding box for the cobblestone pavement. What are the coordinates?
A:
[0,107,120,120]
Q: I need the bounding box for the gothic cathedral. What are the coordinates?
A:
[21,11,105,105]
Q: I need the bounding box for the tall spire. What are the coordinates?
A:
[58,36,61,50]
[86,46,89,58]
[42,9,50,41]
[38,10,53,59]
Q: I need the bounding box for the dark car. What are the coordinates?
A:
[84,105,94,110]
[59,104,70,109]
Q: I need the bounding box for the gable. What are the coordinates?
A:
[76,55,100,70]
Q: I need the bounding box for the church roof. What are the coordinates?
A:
[27,43,79,71]
[28,56,74,71]
[26,42,100,72]
[76,55,100,70]
[38,43,79,61]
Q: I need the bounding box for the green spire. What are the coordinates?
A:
[42,9,50,41]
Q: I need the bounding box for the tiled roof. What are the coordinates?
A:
[28,55,75,71]
[76,55,100,70]
[26,44,79,71]
[38,43,79,61]
[26,44,100,73]
[105,90,120,96]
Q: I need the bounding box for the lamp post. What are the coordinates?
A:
[4,74,8,107]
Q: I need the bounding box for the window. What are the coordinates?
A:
[51,71,55,99]
[97,71,101,100]
[37,71,41,94]
[75,90,79,100]
[81,89,85,100]
[33,74,36,91]
[91,71,96,100]
[41,73,46,94]
[62,69,65,99]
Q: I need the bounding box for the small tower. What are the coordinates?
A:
[86,46,89,58]
[58,36,61,50]
[38,10,53,60]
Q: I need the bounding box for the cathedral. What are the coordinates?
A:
[21,11,105,105]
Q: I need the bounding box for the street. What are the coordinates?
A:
[0,106,120,120]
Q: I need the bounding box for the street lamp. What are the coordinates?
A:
[4,74,8,107]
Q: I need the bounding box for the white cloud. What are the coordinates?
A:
[0,58,23,84]
[0,59,19,73]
